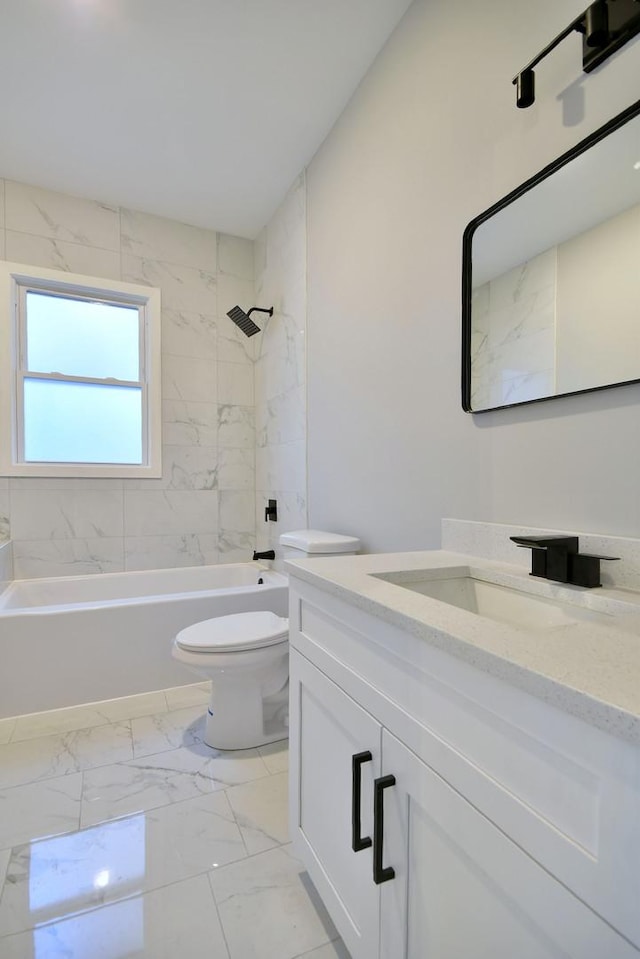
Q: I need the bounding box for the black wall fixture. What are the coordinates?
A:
[226,304,274,337]
[264,499,278,522]
[513,0,640,108]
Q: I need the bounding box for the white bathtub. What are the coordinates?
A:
[0,564,288,718]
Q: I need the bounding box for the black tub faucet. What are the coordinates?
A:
[253,549,275,561]
[510,535,618,588]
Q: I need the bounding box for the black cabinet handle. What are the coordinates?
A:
[373,774,396,884]
[351,751,373,852]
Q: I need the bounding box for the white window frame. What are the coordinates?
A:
[0,262,162,478]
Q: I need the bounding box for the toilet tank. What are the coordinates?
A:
[279,529,360,561]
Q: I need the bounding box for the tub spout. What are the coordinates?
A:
[253,550,275,561]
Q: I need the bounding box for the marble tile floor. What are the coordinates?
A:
[0,682,350,958]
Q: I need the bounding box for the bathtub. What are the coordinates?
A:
[0,563,288,719]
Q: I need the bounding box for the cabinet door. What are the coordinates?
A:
[379,729,638,959]
[290,649,381,959]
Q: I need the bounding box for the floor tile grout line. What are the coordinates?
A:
[10,691,209,731]
[0,728,280,802]
[0,820,79,857]
[77,782,273,835]
[125,732,276,766]
[0,721,137,793]
[206,870,233,959]
[2,682,209,738]
[0,838,296,942]
[207,841,296,891]
[228,791,253,862]
[291,941,341,959]
[0,746,306,954]
[6,703,173,745]
[77,769,85,835]
[0,739,275,802]
[0,868,237,943]
[0,683,287,870]
[1,792,290,877]
[127,717,134,758]
[75,758,279,835]
[0,704,226,792]
[206,843,336,959]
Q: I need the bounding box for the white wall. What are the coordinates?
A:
[306,0,640,549]
[0,179,257,576]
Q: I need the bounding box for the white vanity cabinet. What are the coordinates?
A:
[291,649,381,958]
[288,576,640,959]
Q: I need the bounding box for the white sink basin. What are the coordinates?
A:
[373,571,615,631]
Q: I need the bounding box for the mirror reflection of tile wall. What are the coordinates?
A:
[471,248,556,409]
[471,201,640,409]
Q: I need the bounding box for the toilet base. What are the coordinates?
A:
[203,678,289,751]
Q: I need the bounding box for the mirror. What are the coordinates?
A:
[462,98,640,413]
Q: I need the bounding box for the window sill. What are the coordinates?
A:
[0,462,162,480]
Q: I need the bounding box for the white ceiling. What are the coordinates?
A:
[0,0,412,238]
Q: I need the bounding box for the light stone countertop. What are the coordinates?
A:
[286,549,640,746]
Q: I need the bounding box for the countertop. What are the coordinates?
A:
[286,549,640,746]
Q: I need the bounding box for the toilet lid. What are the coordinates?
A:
[176,611,289,652]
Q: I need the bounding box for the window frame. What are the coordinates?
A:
[0,263,162,478]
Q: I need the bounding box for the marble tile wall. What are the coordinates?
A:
[0,479,8,542]
[0,541,11,595]
[441,518,640,591]
[470,248,556,409]
[0,179,257,576]
[253,175,308,561]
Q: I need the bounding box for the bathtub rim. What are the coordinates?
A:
[0,562,287,616]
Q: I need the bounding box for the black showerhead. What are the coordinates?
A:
[226,305,273,337]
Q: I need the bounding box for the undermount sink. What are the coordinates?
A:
[373,570,615,631]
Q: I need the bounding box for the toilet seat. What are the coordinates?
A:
[176,611,289,653]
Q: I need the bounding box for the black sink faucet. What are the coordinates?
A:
[253,549,275,561]
[510,535,618,588]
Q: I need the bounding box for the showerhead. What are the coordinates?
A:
[226,305,274,337]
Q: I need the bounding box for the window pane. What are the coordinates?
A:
[26,292,140,381]
[24,379,142,464]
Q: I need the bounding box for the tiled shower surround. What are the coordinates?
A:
[0,177,307,577]
[254,175,307,557]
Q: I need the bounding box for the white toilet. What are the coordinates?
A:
[172,530,360,750]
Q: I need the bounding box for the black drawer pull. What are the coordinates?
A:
[373,774,396,884]
[351,751,373,852]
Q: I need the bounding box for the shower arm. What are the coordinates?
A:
[247,307,274,319]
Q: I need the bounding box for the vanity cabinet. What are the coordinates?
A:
[291,649,381,958]
[289,578,640,959]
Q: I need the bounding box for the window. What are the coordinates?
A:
[0,263,161,477]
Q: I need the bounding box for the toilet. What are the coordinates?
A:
[172,530,360,750]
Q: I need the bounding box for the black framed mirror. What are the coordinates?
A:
[462,98,640,413]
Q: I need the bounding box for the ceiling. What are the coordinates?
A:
[0,0,412,238]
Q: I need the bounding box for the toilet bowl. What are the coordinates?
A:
[173,611,289,750]
[172,530,360,750]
